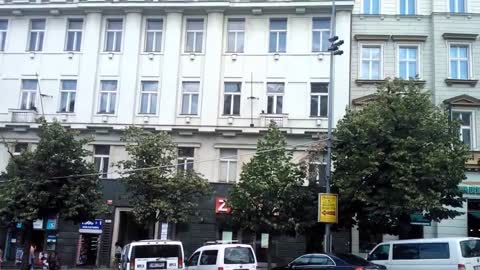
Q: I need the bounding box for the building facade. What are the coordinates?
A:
[0,0,353,267]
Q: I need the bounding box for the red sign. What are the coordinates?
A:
[215,197,232,214]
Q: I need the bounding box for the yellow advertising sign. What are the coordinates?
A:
[318,193,338,223]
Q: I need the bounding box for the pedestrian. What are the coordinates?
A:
[114,242,122,270]
[47,252,60,270]
[29,244,35,270]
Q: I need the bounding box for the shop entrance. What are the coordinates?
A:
[77,234,100,266]
[468,199,480,237]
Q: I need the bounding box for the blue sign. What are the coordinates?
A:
[46,219,57,230]
[79,219,103,234]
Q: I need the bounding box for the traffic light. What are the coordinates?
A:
[328,36,344,56]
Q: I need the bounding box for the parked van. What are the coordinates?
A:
[185,241,257,270]
[367,237,480,270]
[120,240,184,270]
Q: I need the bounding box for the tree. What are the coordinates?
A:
[228,122,309,269]
[0,119,103,270]
[117,127,211,237]
[333,79,468,236]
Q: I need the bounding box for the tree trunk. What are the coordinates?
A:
[21,221,33,270]
[267,236,272,270]
[171,223,177,240]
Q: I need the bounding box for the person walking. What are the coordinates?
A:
[113,242,122,270]
[47,252,60,270]
[29,245,35,270]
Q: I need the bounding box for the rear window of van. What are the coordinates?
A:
[392,243,450,260]
[132,245,181,259]
[460,240,480,258]
[224,247,255,264]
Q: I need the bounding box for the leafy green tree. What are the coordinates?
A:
[117,127,211,237]
[0,119,102,270]
[333,79,468,236]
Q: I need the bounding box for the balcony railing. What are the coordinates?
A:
[9,109,38,123]
[260,114,288,127]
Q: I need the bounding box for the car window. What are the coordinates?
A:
[224,247,255,264]
[369,244,390,261]
[132,244,181,259]
[393,244,419,260]
[461,240,480,258]
[335,253,369,266]
[309,255,335,266]
[292,255,310,265]
[187,252,200,267]
[418,243,450,259]
[200,250,218,265]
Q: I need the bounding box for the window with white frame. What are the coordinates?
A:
[59,80,77,113]
[181,81,199,115]
[105,19,123,52]
[185,19,204,53]
[267,82,284,114]
[449,44,470,80]
[177,147,194,171]
[65,19,83,51]
[310,83,328,117]
[0,20,8,51]
[98,80,117,114]
[145,19,163,52]
[363,0,380,14]
[94,145,110,178]
[227,18,245,53]
[139,81,158,114]
[450,0,466,13]
[312,18,330,52]
[452,111,473,149]
[223,82,241,115]
[20,79,37,110]
[398,46,418,79]
[13,143,28,156]
[269,18,287,53]
[28,19,45,51]
[399,0,416,15]
[361,45,382,80]
[219,149,237,183]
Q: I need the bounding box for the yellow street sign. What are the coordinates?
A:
[318,193,338,223]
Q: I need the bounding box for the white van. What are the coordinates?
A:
[185,242,257,270]
[120,240,185,270]
[367,237,480,270]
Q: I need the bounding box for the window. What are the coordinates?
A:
[59,80,77,113]
[312,18,330,52]
[139,81,158,114]
[460,240,480,258]
[219,149,237,183]
[28,19,45,51]
[145,19,163,52]
[20,79,37,110]
[223,82,241,115]
[185,19,204,53]
[452,111,473,149]
[65,19,83,51]
[292,255,310,266]
[177,147,194,171]
[0,20,8,51]
[309,255,335,266]
[449,45,469,80]
[227,18,245,53]
[310,83,328,117]
[450,0,466,13]
[187,252,200,267]
[393,243,450,260]
[13,143,28,156]
[361,45,382,80]
[266,82,284,114]
[200,250,218,265]
[94,145,110,178]
[363,0,380,14]
[368,244,390,261]
[399,0,415,15]
[224,247,254,264]
[181,82,199,115]
[105,19,123,52]
[131,245,182,259]
[98,80,117,114]
[308,153,326,187]
[269,18,287,53]
[398,46,418,79]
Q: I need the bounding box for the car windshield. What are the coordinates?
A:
[460,240,480,258]
[132,245,181,259]
[335,253,370,266]
[224,247,255,264]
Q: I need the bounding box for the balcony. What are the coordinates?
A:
[8,109,38,123]
[260,113,288,128]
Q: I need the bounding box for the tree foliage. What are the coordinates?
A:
[333,79,468,235]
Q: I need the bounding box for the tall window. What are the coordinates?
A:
[59,80,77,113]
[13,143,28,156]
[28,19,46,51]
[185,19,204,53]
[181,82,199,115]
[227,18,245,53]
[312,18,330,52]
[98,80,117,114]
[267,82,284,114]
[269,18,287,53]
[361,45,382,80]
[449,45,469,80]
[105,19,123,52]
[453,111,473,149]
[20,79,37,110]
[363,0,380,14]
[310,83,328,117]
[139,81,158,114]
[219,149,237,183]
[308,153,326,187]
[398,46,418,79]
[0,20,8,51]
[65,19,83,51]
[177,147,194,171]
[145,19,163,52]
[450,0,466,13]
[94,145,110,178]
[399,0,416,15]
[223,82,241,115]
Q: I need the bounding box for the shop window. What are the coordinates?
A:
[468,199,480,237]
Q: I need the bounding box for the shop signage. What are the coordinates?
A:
[47,235,57,243]
[459,185,480,195]
[410,213,431,226]
[33,219,44,230]
[79,219,103,234]
[318,193,338,223]
[160,223,168,240]
[215,197,232,214]
[46,219,57,230]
